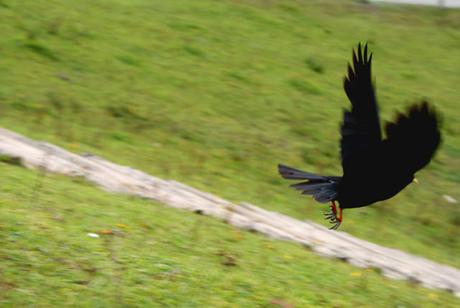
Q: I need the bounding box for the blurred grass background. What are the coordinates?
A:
[1,163,458,306]
[0,0,459,306]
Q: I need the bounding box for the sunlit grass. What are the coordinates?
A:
[0,163,458,306]
[0,0,459,303]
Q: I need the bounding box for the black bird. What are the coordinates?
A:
[278,43,441,230]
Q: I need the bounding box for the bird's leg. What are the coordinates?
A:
[324,201,342,230]
[333,201,342,222]
[331,200,337,215]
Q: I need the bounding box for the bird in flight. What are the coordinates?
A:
[278,43,441,230]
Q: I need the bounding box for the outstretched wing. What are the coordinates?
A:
[383,101,441,174]
[341,43,381,173]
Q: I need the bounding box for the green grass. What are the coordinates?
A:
[0,162,458,306]
[0,0,459,304]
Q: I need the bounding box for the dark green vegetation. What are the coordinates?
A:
[1,163,458,306]
[0,0,459,305]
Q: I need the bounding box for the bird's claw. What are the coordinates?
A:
[325,201,342,230]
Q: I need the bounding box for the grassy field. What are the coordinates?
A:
[1,163,459,306]
[0,0,459,305]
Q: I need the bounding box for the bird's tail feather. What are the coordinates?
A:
[278,164,341,203]
[278,164,328,181]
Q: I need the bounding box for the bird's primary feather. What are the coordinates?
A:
[341,43,381,174]
[383,102,441,175]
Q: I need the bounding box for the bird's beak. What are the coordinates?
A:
[412,178,419,184]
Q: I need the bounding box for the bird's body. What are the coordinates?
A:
[279,43,441,229]
[337,146,414,209]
